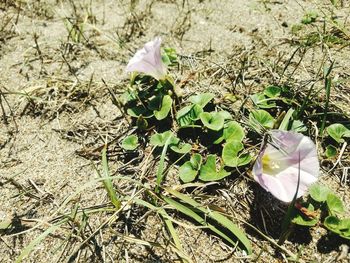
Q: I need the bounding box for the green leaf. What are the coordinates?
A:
[162,47,177,65]
[163,188,252,254]
[121,135,139,151]
[148,95,162,110]
[190,153,202,170]
[200,112,225,131]
[264,86,281,98]
[301,11,318,25]
[136,115,148,130]
[178,161,197,183]
[224,121,245,142]
[250,93,276,109]
[189,93,215,108]
[325,145,337,158]
[290,120,307,132]
[178,153,202,183]
[326,123,350,143]
[176,104,203,127]
[213,121,245,144]
[127,105,153,118]
[324,215,340,230]
[120,90,137,105]
[217,110,232,120]
[291,203,318,226]
[222,141,252,167]
[0,219,12,230]
[170,143,192,154]
[324,216,350,240]
[327,193,345,214]
[199,155,230,181]
[249,110,275,129]
[154,95,173,120]
[150,131,179,147]
[309,184,332,202]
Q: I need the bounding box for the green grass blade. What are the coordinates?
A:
[16,221,66,263]
[156,136,174,192]
[295,82,315,120]
[163,215,186,262]
[126,197,189,262]
[320,62,334,135]
[278,108,294,131]
[163,188,252,254]
[101,145,121,209]
[162,196,236,244]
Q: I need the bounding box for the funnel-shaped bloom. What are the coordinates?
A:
[253,130,319,203]
[126,37,167,80]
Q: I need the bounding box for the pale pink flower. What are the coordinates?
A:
[253,130,319,203]
[126,37,167,80]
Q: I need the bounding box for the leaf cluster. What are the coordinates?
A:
[291,184,350,240]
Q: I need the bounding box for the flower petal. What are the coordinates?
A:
[126,37,167,80]
[253,130,319,202]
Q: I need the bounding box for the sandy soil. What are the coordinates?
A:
[1,0,350,262]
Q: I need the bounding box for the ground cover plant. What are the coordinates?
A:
[1,0,350,262]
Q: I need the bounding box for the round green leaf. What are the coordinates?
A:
[176,105,192,118]
[309,184,332,202]
[291,203,318,226]
[199,155,230,181]
[327,193,345,214]
[324,215,340,230]
[249,110,275,129]
[150,131,179,147]
[224,121,245,142]
[200,112,225,131]
[222,141,252,167]
[326,123,350,143]
[250,93,276,109]
[324,216,350,240]
[218,111,232,120]
[148,95,162,110]
[170,143,192,154]
[127,105,153,118]
[189,93,215,108]
[190,153,202,170]
[176,104,203,127]
[121,135,139,150]
[325,145,337,159]
[179,161,197,183]
[264,86,281,98]
[212,121,245,144]
[154,95,173,120]
[339,218,350,231]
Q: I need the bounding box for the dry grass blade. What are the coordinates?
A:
[120,234,194,263]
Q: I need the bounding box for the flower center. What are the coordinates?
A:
[262,154,280,175]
